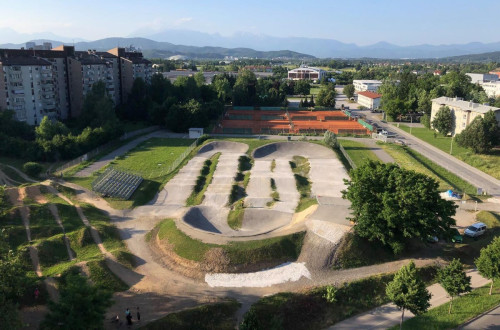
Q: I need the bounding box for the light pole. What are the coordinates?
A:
[410,115,413,135]
[450,135,453,155]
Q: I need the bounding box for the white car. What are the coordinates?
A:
[464,222,487,238]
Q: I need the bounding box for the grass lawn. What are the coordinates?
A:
[155,219,305,265]
[110,138,195,179]
[310,86,321,96]
[398,125,500,180]
[339,139,379,168]
[142,300,240,330]
[395,281,500,330]
[379,143,477,194]
[227,202,245,230]
[244,267,438,330]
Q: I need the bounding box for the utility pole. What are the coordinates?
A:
[410,115,413,135]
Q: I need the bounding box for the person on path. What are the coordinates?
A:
[34,287,40,300]
[125,308,132,326]
[136,307,141,322]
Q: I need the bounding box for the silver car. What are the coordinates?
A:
[464,222,487,238]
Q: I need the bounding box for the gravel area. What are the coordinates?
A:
[205,262,311,288]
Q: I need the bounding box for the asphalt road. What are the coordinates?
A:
[355,109,500,197]
[460,304,500,329]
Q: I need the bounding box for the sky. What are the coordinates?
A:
[1,0,499,46]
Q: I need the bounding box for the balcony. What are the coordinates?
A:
[41,80,54,87]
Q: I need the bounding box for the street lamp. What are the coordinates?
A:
[410,115,413,135]
[450,135,454,155]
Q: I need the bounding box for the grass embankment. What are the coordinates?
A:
[395,280,500,330]
[186,153,220,206]
[338,139,379,168]
[142,300,240,330]
[266,178,280,207]
[379,142,476,194]
[156,219,304,266]
[243,266,438,330]
[228,155,252,230]
[0,164,30,184]
[398,125,500,180]
[289,156,317,212]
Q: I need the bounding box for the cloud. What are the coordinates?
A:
[173,17,193,26]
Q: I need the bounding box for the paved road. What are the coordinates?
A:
[356,110,500,197]
[330,269,490,329]
[460,304,500,329]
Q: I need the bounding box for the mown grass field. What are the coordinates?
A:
[398,125,500,180]
[110,138,195,178]
[395,281,500,330]
[379,142,476,194]
[155,219,304,265]
[339,139,380,167]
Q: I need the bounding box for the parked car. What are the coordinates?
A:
[464,222,487,238]
[450,228,463,243]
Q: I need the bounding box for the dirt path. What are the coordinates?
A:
[2,163,38,182]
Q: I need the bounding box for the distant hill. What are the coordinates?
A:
[436,51,500,63]
[0,37,315,60]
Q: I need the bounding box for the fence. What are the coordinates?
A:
[339,143,356,169]
[358,119,374,131]
[53,126,159,175]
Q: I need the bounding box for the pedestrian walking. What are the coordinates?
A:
[34,287,40,300]
[136,307,141,322]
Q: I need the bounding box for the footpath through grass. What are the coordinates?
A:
[379,142,476,194]
[398,125,500,180]
[155,219,305,265]
[142,300,240,330]
[339,139,379,168]
[243,266,438,330]
[395,280,500,330]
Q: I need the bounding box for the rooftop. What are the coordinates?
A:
[353,79,383,84]
[357,91,382,99]
[432,96,500,114]
[0,55,52,66]
[288,66,323,73]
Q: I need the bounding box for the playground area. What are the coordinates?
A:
[214,109,369,135]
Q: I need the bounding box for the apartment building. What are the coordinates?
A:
[480,81,500,98]
[0,46,152,124]
[0,56,57,125]
[431,96,500,135]
[353,80,383,92]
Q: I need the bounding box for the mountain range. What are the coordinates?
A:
[1,28,500,59]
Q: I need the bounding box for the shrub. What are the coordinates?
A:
[22,162,43,177]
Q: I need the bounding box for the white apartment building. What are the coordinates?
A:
[357,91,382,109]
[479,81,500,98]
[466,73,498,84]
[353,80,382,92]
[431,96,500,135]
[0,57,57,125]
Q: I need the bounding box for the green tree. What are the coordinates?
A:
[323,130,338,148]
[35,117,69,141]
[386,261,431,329]
[317,86,336,107]
[294,80,311,96]
[342,161,456,254]
[80,81,117,128]
[432,106,454,136]
[343,84,355,99]
[0,248,29,329]
[232,69,257,106]
[213,77,232,103]
[438,259,471,314]
[455,110,500,153]
[476,236,500,295]
[41,272,112,330]
[420,114,431,129]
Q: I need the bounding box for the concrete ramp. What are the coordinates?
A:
[203,152,244,208]
[240,209,293,234]
[198,141,248,156]
[272,159,300,213]
[245,160,272,208]
[183,206,229,234]
[253,142,335,160]
[309,158,349,198]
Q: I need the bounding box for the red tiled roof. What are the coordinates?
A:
[357,91,382,99]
